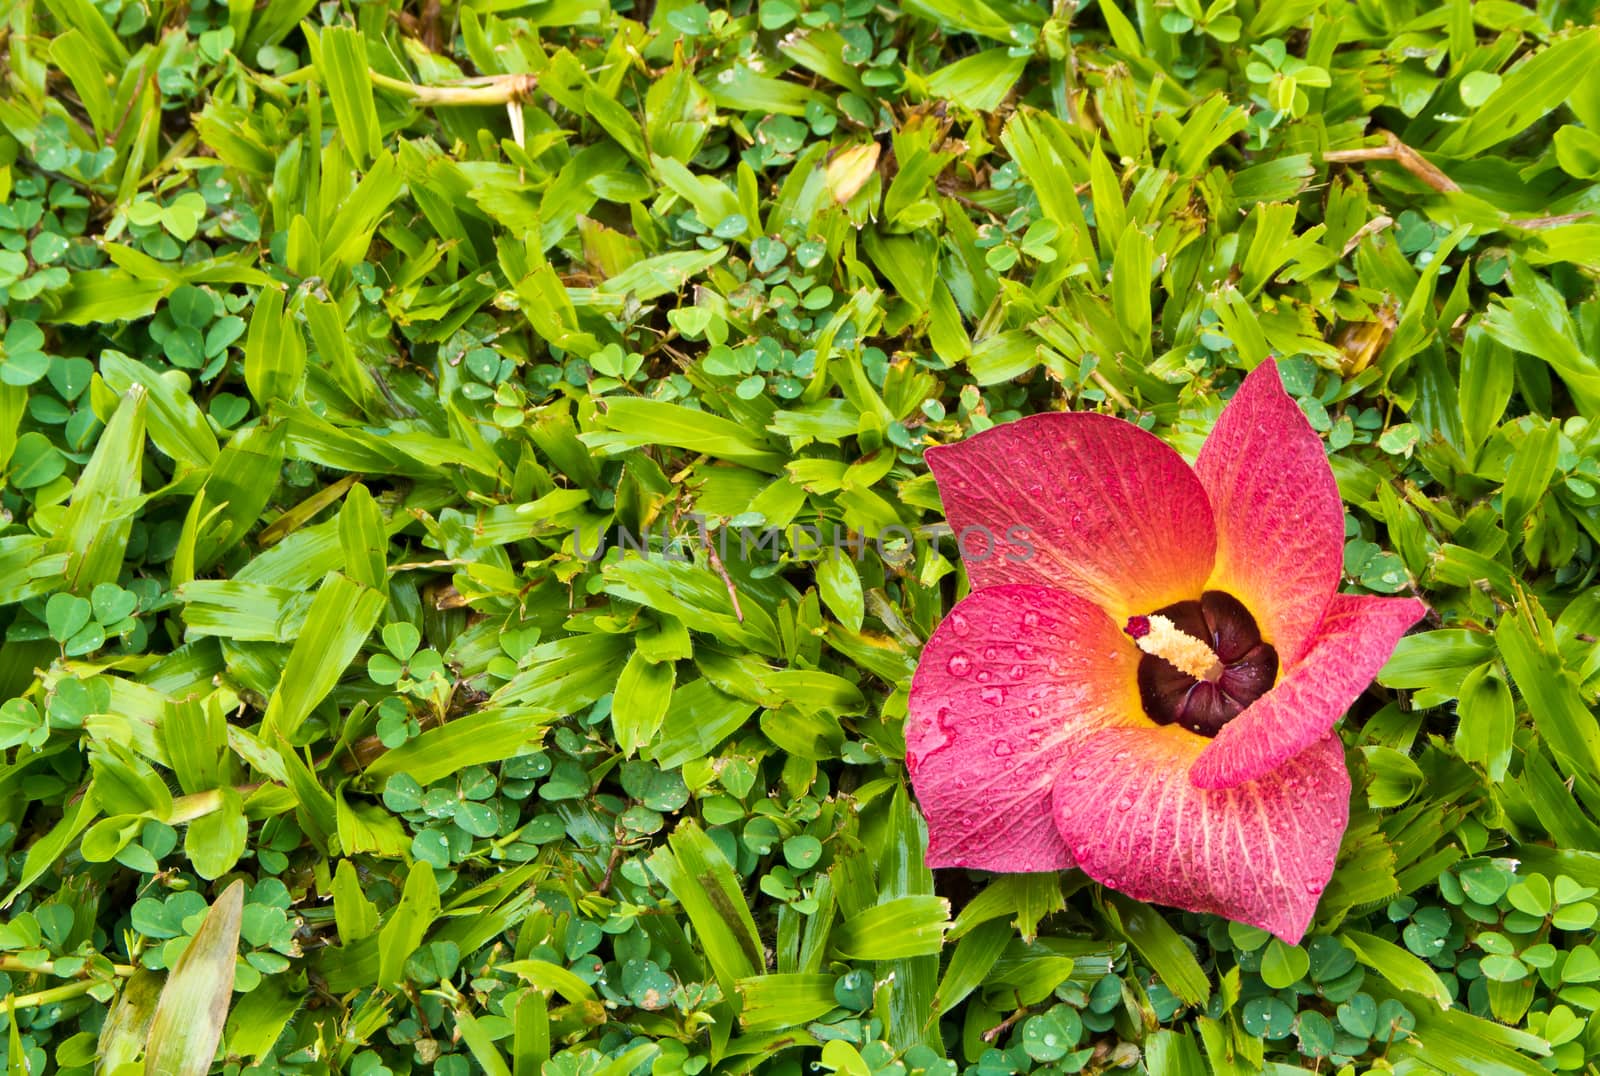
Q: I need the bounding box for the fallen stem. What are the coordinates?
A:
[0,955,137,978]
[1341,214,1394,256]
[982,1005,1029,1043]
[1323,130,1460,193]
[1090,368,1134,411]
[700,526,744,624]
[1508,211,1593,230]
[7,979,100,1010]
[166,785,263,825]
[367,70,540,107]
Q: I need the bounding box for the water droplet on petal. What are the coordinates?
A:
[946,653,972,677]
[976,670,992,683]
[979,685,1005,706]
[983,646,997,660]
[1008,663,1025,680]
[1116,795,1134,811]
[1022,610,1040,629]
[1111,749,1131,763]
[992,741,1013,757]
[950,613,970,636]
[1303,879,1325,895]
[1071,764,1093,780]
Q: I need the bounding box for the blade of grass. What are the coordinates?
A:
[144,880,244,1076]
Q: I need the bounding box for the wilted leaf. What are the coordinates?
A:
[145,880,244,1076]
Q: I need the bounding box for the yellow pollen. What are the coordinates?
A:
[1134,615,1224,682]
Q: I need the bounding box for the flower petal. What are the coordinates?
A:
[927,414,1217,617]
[1196,361,1344,664]
[1190,594,1428,789]
[1053,727,1349,942]
[907,584,1140,872]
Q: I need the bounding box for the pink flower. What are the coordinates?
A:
[906,361,1425,942]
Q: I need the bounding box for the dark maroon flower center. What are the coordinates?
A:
[1128,591,1278,737]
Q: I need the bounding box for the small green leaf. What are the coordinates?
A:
[1459,71,1502,108]
[376,860,442,988]
[612,650,675,756]
[184,787,248,880]
[10,431,67,488]
[1340,930,1453,1009]
[316,27,382,164]
[332,859,380,945]
[815,555,864,632]
[783,835,823,870]
[1337,992,1378,1038]
[45,592,93,643]
[831,896,949,960]
[1455,663,1515,781]
[262,572,386,740]
[1261,938,1311,990]
[1105,893,1210,1006]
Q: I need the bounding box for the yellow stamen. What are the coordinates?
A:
[1133,615,1224,682]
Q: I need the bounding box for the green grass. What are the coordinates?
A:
[2,0,1600,1072]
